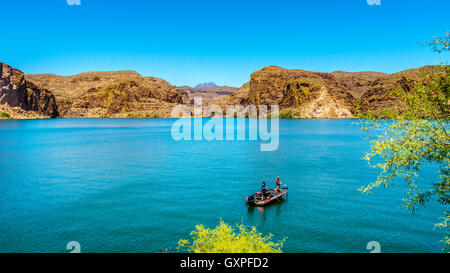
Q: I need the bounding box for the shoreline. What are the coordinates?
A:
[0,117,364,121]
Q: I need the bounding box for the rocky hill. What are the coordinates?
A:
[177,85,238,105]
[0,61,440,119]
[0,62,58,118]
[214,66,355,118]
[214,65,435,118]
[26,71,188,118]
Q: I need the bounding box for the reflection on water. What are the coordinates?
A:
[246,200,286,221]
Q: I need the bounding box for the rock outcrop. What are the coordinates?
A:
[0,62,58,118]
[356,66,439,117]
[214,65,435,118]
[1,61,439,119]
[27,71,188,118]
[215,66,355,118]
[177,85,238,105]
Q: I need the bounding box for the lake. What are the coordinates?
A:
[0,118,445,252]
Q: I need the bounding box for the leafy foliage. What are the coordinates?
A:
[0,112,11,119]
[424,32,450,53]
[177,220,285,253]
[360,34,449,251]
[279,110,298,119]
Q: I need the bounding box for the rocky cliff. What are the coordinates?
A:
[355,66,440,117]
[214,65,433,118]
[0,62,58,118]
[26,71,188,118]
[215,66,355,118]
[0,61,438,119]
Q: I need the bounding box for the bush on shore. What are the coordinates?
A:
[177,220,285,253]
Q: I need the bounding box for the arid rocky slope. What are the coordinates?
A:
[0,62,58,118]
[214,65,434,118]
[177,85,238,105]
[27,71,188,118]
[215,66,357,118]
[0,61,438,119]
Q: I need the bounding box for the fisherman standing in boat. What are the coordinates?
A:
[261,181,267,196]
[276,176,281,191]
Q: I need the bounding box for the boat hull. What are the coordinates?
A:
[246,187,288,206]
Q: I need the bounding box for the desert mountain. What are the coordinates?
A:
[26,71,188,118]
[214,65,434,118]
[0,61,58,118]
[177,85,238,104]
[214,66,355,118]
[194,82,217,89]
[0,61,439,119]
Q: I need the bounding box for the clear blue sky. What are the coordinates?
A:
[1,0,449,87]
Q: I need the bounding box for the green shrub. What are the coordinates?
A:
[177,220,285,253]
[279,110,298,119]
[0,112,11,119]
[137,114,158,118]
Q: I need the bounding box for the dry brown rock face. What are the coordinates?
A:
[215,66,355,118]
[26,71,188,118]
[177,85,238,105]
[356,66,439,117]
[0,62,58,118]
[1,61,437,119]
[214,65,434,118]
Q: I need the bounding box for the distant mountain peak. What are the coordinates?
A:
[194,82,217,89]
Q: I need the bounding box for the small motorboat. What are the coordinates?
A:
[245,186,288,206]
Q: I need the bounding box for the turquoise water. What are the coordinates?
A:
[0,118,445,253]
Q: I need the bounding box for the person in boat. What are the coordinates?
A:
[276,176,281,191]
[261,181,267,196]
